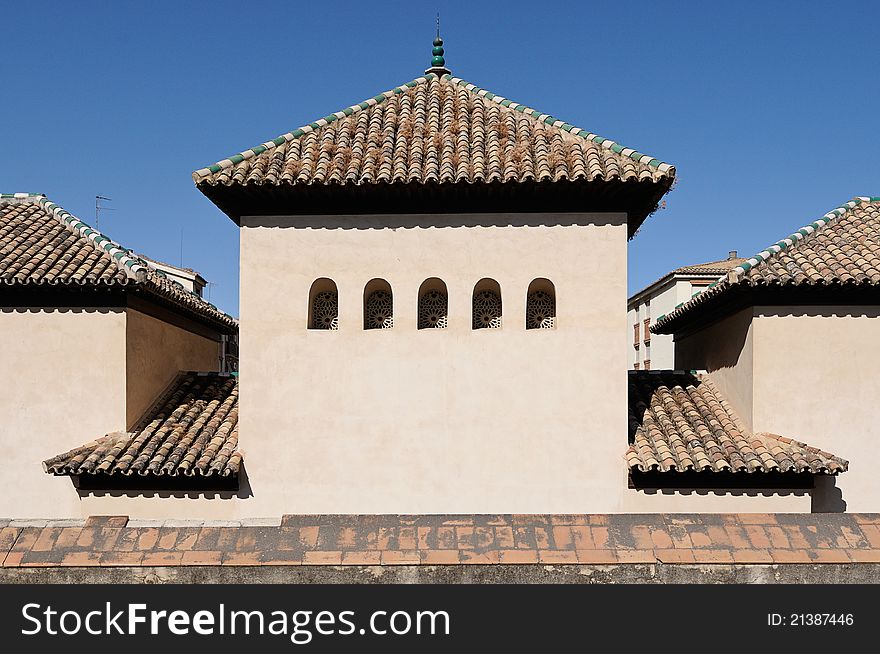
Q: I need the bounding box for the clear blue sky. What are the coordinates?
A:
[3,1,878,315]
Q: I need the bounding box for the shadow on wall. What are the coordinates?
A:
[72,465,254,501]
[674,307,751,372]
[811,475,846,513]
[244,213,628,230]
[636,487,810,500]
[756,306,880,320]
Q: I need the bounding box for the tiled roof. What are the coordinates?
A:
[43,372,240,479]
[654,197,880,332]
[671,256,748,276]
[0,194,236,330]
[629,255,747,303]
[4,513,880,569]
[194,73,673,194]
[626,371,847,474]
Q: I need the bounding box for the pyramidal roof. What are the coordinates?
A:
[194,39,675,232]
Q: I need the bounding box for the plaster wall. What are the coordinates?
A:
[125,308,221,427]
[239,213,630,514]
[0,308,127,517]
[750,307,880,512]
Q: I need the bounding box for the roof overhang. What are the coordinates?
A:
[654,282,880,337]
[197,177,673,239]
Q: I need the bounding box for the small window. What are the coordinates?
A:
[526,279,556,329]
[643,318,651,344]
[418,278,448,329]
[364,279,393,330]
[472,278,502,329]
[634,323,640,344]
[308,278,338,330]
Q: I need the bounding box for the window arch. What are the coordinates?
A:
[363,279,393,330]
[418,278,448,329]
[526,278,556,329]
[308,278,338,330]
[472,278,502,329]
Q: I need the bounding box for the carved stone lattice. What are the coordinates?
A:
[311,291,338,330]
[418,289,448,329]
[472,289,502,329]
[364,290,393,329]
[526,290,556,329]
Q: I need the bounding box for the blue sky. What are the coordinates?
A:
[2,1,877,315]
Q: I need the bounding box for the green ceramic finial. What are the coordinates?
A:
[431,37,445,68]
[425,13,451,75]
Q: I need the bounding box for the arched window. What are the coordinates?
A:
[308,278,338,330]
[363,279,393,330]
[418,278,448,329]
[472,278,502,329]
[526,278,556,329]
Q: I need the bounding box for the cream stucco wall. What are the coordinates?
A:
[750,307,879,512]
[125,308,221,427]
[0,306,245,520]
[0,308,127,518]
[239,213,630,514]
[670,305,878,512]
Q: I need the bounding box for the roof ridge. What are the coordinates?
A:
[728,196,880,283]
[442,74,674,174]
[192,72,676,183]
[2,194,149,280]
[192,74,438,182]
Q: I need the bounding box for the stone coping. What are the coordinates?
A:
[2,514,880,568]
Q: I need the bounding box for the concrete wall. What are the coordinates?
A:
[239,213,630,514]
[0,308,127,518]
[750,307,880,512]
[125,308,221,427]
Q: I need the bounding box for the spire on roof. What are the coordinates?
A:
[425,15,451,76]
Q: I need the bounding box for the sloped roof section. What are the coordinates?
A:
[193,73,674,230]
[654,197,880,332]
[44,372,240,479]
[0,194,236,331]
[626,371,847,474]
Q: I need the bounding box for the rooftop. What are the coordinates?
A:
[626,371,847,475]
[0,194,236,331]
[43,372,240,484]
[654,197,880,333]
[194,40,674,234]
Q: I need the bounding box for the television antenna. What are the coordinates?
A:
[95,195,114,229]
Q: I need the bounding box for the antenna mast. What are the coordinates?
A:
[95,195,113,229]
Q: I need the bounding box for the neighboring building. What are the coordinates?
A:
[0,193,237,518]
[137,254,208,297]
[628,251,745,369]
[654,196,880,512]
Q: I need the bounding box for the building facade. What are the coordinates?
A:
[0,194,237,518]
[655,197,880,512]
[628,252,744,369]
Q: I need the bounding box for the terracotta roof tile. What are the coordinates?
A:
[626,371,847,474]
[193,74,674,189]
[43,372,240,479]
[0,194,236,330]
[654,197,880,332]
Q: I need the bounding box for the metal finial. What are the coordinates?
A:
[425,14,451,76]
